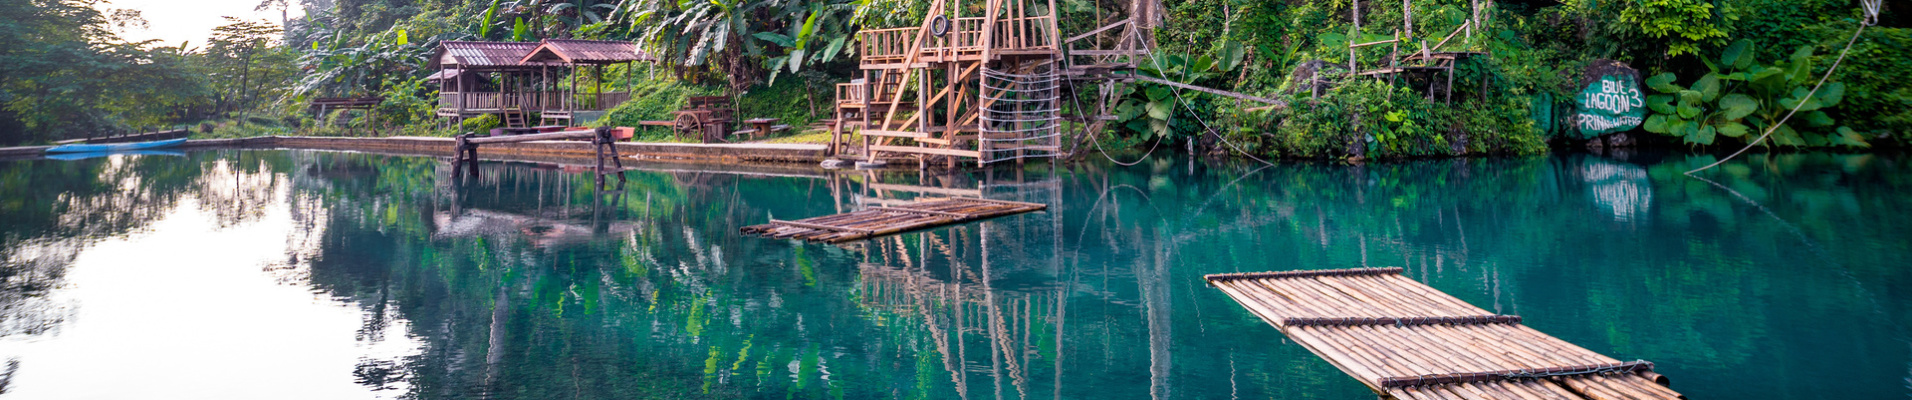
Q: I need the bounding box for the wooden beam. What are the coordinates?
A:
[1121,74,1287,108]
[1065,20,1129,43]
[465,129,599,144]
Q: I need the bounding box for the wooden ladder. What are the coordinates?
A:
[502,106,527,128]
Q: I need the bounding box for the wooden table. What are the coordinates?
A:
[742,118,780,138]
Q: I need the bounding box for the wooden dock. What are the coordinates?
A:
[741,197,1044,243]
[1206,267,1683,400]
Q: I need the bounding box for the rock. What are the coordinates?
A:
[1289,60,1348,97]
[1572,60,1647,139]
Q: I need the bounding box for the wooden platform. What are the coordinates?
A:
[740,197,1044,243]
[1206,268,1683,400]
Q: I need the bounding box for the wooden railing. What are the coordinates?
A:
[440,91,631,113]
[991,16,1055,50]
[859,27,919,65]
[949,17,986,50]
[837,82,866,104]
[439,92,504,111]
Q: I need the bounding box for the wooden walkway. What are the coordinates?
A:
[741,198,1044,243]
[1206,267,1683,400]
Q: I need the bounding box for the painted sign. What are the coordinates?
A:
[1574,60,1645,138]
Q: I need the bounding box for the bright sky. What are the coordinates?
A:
[101,0,306,49]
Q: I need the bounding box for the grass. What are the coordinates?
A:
[758,129,855,144]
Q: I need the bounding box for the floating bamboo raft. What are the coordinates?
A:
[741,197,1045,243]
[1206,268,1684,400]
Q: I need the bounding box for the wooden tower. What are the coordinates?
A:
[835,0,1157,167]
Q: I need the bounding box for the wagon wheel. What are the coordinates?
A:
[673,113,704,141]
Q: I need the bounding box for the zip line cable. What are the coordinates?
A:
[1134,37,1277,166]
[1687,3,1880,175]
[1067,72,1165,166]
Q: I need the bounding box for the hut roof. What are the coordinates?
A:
[424,68,464,81]
[520,40,656,65]
[430,41,560,69]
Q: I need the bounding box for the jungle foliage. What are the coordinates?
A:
[0,0,1904,155]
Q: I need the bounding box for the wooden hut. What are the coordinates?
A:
[518,39,656,125]
[431,40,653,128]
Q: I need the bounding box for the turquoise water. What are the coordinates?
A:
[0,149,1906,399]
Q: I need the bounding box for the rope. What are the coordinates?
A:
[981,131,1064,142]
[1687,8,1877,175]
[1136,37,1276,166]
[980,81,1062,93]
[981,69,1063,79]
[979,122,1061,133]
[984,107,1064,115]
[1064,70,1164,166]
[1378,360,1655,388]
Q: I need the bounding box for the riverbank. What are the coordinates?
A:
[0,136,847,166]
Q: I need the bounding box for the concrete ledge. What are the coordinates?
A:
[0,145,52,158]
[2,135,899,167]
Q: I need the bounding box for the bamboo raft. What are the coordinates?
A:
[741,197,1045,243]
[1206,268,1684,400]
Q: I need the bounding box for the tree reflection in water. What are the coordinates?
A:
[0,149,1907,399]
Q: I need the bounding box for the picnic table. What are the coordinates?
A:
[736,118,785,139]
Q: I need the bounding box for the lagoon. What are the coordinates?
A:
[0,150,1905,399]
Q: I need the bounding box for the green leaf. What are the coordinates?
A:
[480,0,502,38]
[1693,74,1720,102]
[1805,131,1830,146]
[1677,90,1703,119]
[1146,86,1170,102]
[1750,67,1786,92]
[1787,46,1814,85]
[1644,114,1670,134]
[1716,121,1751,137]
[1719,93,1757,120]
[1771,124,1804,146]
[820,36,847,61]
[1682,121,1702,141]
[1646,73,1682,93]
[1720,39,1751,71]
[1666,117,1691,137]
[1804,110,1835,127]
[753,32,795,47]
[1782,87,1826,111]
[1647,94,1677,114]
[1834,126,1871,147]
[1688,124,1716,145]
[1814,82,1845,107]
[1145,100,1172,119]
[1218,41,1245,72]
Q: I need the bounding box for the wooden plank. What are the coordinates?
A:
[769,219,872,234]
[1207,267,1682,400]
[466,129,598,144]
[860,130,930,138]
[867,206,971,218]
[743,196,1044,243]
[868,145,980,158]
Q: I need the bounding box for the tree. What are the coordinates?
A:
[206,18,285,120]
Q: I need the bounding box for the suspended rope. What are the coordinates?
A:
[1687,3,1879,175]
[1135,37,1276,166]
[980,82,1063,93]
[1064,71,1164,166]
[981,68,1063,80]
[977,122,1061,133]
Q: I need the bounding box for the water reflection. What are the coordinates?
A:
[0,150,1906,399]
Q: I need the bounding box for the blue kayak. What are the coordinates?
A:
[45,138,188,154]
